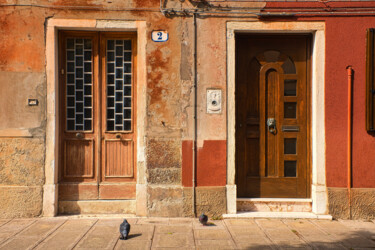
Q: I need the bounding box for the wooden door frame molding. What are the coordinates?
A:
[44,19,148,217]
[226,21,328,216]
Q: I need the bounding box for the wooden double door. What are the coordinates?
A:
[58,31,137,201]
[235,35,311,198]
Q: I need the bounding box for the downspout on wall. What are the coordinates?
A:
[192,12,198,217]
[347,65,353,219]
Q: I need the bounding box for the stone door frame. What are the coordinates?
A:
[226,21,328,215]
[44,19,148,216]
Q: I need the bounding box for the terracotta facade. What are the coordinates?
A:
[1,0,375,219]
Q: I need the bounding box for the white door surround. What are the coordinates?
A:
[226,21,328,215]
[43,19,148,216]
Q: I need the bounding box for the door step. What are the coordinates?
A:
[237,198,312,213]
[223,211,332,220]
[58,200,136,215]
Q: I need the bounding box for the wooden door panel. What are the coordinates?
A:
[246,177,298,198]
[59,31,99,185]
[100,33,137,187]
[99,184,136,199]
[59,183,99,201]
[104,140,134,178]
[59,31,137,202]
[64,139,95,178]
[236,35,311,198]
[265,69,279,177]
[246,139,260,177]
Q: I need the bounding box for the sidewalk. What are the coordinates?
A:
[0,216,375,249]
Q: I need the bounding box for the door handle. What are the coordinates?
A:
[76,132,83,138]
[267,118,277,135]
[115,133,121,139]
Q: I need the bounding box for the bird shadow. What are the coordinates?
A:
[203,222,218,227]
[127,233,142,239]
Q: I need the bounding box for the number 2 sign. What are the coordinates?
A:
[151,31,169,42]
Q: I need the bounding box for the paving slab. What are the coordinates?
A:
[1,237,39,250]
[0,217,374,249]
[74,219,122,249]
[35,219,97,250]
[339,219,375,241]
[312,220,375,248]
[236,241,273,250]
[0,218,66,250]
[309,242,344,250]
[255,219,312,249]
[125,224,154,241]
[196,239,236,250]
[193,220,226,230]
[340,235,375,249]
[0,219,36,241]
[283,219,345,249]
[339,220,375,230]
[255,218,285,229]
[155,225,192,234]
[152,248,195,250]
[227,225,274,248]
[0,220,10,228]
[266,228,305,241]
[168,218,193,225]
[194,229,232,240]
[137,218,169,225]
[225,219,256,226]
[115,240,151,250]
[228,226,266,237]
[312,220,350,232]
[152,233,194,248]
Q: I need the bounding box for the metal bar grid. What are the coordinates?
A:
[106,39,132,132]
[66,38,93,131]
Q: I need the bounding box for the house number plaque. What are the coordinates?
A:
[152,31,169,42]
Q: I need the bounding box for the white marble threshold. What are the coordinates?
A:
[223,212,332,220]
[237,198,313,202]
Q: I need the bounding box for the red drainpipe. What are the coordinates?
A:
[346,65,353,219]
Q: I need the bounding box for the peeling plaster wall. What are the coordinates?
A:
[0,0,229,217]
[0,139,45,217]
[0,7,47,218]
[2,0,375,219]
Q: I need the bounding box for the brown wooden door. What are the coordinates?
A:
[58,31,137,201]
[235,35,311,198]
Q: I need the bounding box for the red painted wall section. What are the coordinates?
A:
[182,140,193,187]
[323,17,375,188]
[249,14,375,188]
[182,140,227,187]
[262,3,375,188]
[183,16,375,189]
[265,1,375,10]
[197,140,227,186]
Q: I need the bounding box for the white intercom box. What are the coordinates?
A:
[206,89,222,114]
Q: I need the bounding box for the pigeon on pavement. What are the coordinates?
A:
[199,213,208,226]
[119,219,131,240]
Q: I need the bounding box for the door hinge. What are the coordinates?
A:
[61,69,65,75]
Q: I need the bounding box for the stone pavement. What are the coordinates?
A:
[0,216,375,249]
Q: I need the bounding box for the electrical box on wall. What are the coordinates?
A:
[207,89,222,114]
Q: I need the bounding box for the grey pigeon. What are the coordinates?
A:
[119,219,131,240]
[199,213,208,226]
